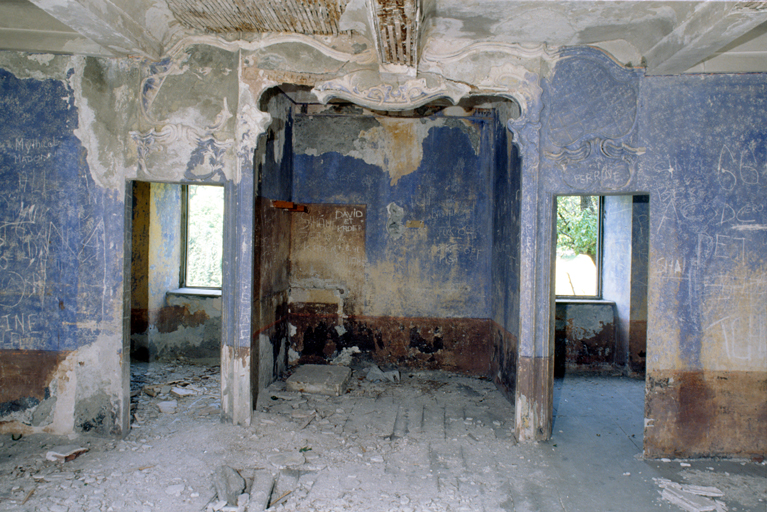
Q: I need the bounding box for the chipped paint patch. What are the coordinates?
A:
[69,56,134,191]
[27,54,55,65]
[0,334,125,436]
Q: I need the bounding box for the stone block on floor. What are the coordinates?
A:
[286,365,351,396]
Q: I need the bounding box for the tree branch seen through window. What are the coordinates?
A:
[185,185,224,288]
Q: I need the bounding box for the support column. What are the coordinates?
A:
[508,74,553,442]
[220,52,275,426]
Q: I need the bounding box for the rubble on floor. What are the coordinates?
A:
[0,362,764,511]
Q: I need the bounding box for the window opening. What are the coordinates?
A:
[555,195,602,297]
[182,184,224,288]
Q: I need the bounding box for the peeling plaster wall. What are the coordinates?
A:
[291,108,497,375]
[0,52,137,436]
[131,45,238,184]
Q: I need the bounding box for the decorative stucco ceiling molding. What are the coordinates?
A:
[311,70,469,111]
[644,1,767,75]
[421,41,558,65]
[28,0,163,58]
[419,41,553,122]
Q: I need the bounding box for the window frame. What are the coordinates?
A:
[554,195,604,300]
[179,183,224,290]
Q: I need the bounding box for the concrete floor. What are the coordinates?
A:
[547,375,765,511]
[0,364,764,511]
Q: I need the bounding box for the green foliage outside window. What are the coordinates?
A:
[556,196,598,264]
[186,185,224,288]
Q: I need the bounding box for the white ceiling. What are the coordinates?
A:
[2,0,767,75]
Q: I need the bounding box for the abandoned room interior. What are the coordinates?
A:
[0,0,766,510]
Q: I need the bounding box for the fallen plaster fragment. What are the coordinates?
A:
[366,365,400,383]
[45,445,88,462]
[247,470,275,512]
[331,346,360,366]
[286,365,351,396]
[268,452,305,468]
[655,478,726,512]
[171,386,197,397]
[165,483,185,496]
[157,400,178,414]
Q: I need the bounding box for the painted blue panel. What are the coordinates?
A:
[293,117,494,319]
[491,121,521,334]
[541,48,643,194]
[638,74,767,368]
[0,69,113,351]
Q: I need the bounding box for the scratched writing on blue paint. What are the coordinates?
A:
[1,137,61,165]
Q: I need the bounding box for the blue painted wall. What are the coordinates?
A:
[638,73,767,372]
[0,68,118,352]
[293,113,495,319]
[491,115,521,333]
[534,47,766,455]
[490,112,521,394]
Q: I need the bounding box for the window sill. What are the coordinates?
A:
[168,288,222,297]
[555,298,615,305]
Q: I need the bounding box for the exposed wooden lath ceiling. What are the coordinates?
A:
[166,0,350,35]
[372,0,419,68]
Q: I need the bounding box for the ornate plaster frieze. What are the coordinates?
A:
[311,70,470,111]
[544,137,646,190]
[541,47,644,191]
[130,97,234,179]
[418,41,551,122]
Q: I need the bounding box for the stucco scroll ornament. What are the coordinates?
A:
[130,98,234,177]
[312,71,470,111]
[545,137,646,190]
[130,54,236,179]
